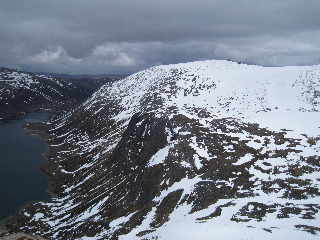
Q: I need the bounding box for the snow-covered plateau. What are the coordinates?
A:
[5,60,320,239]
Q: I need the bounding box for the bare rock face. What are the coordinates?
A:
[5,60,320,239]
[108,113,169,173]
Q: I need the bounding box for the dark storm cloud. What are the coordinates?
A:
[1,0,320,74]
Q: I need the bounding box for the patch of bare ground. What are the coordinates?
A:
[0,225,46,240]
[295,225,320,235]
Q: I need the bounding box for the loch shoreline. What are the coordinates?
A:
[0,111,54,239]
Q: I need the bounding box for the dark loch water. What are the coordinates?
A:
[0,111,51,222]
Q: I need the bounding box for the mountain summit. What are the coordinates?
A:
[6,60,320,239]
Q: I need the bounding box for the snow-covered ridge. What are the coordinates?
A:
[85,60,320,135]
[0,67,68,89]
[8,60,320,239]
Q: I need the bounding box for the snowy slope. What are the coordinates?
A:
[87,60,320,134]
[7,60,320,239]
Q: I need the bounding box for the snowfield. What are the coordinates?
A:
[8,60,320,239]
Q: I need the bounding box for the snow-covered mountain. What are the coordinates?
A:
[0,67,111,122]
[6,60,320,239]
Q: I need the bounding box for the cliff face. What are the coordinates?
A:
[6,60,320,239]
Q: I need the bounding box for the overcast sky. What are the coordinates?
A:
[1,0,320,74]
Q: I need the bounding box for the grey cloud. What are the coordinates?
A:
[1,0,320,74]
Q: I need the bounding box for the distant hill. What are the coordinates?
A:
[0,67,113,122]
[36,72,127,80]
